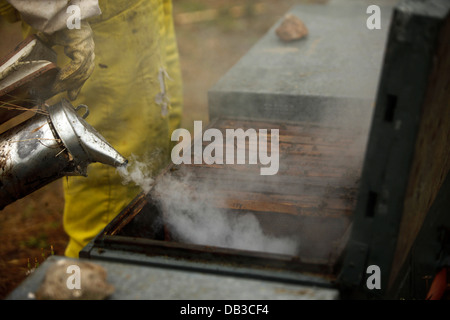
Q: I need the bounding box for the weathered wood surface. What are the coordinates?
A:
[161,117,366,266]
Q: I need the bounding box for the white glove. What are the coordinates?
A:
[6,0,101,34]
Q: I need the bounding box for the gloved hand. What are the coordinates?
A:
[38,21,95,101]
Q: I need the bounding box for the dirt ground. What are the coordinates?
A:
[0,0,324,298]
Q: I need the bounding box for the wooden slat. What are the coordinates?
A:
[151,117,366,267]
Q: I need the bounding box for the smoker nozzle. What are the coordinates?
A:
[48,99,128,169]
[76,128,128,168]
[118,159,129,168]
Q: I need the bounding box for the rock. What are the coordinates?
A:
[35,259,115,300]
[275,14,308,42]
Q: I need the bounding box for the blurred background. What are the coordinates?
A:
[0,0,326,298]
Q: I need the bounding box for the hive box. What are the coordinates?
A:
[79,2,393,298]
[76,0,450,300]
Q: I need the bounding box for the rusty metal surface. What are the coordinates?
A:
[0,100,127,210]
[0,112,71,209]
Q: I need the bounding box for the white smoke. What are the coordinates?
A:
[152,173,300,256]
[116,154,155,194]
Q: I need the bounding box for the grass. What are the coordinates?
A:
[20,234,49,250]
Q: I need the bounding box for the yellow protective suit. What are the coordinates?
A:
[62,0,183,257]
[1,0,183,258]
[0,1,17,23]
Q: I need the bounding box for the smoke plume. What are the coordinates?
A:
[116,154,155,194]
[152,172,301,256]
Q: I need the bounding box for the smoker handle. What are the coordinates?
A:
[75,104,89,119]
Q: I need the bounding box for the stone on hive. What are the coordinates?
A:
[275,14,308,41]
[35,259,115,300]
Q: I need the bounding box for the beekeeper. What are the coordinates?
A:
[0,0,183,257]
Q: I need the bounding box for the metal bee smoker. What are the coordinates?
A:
[0,36,127,210]
[0,99,127,209]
